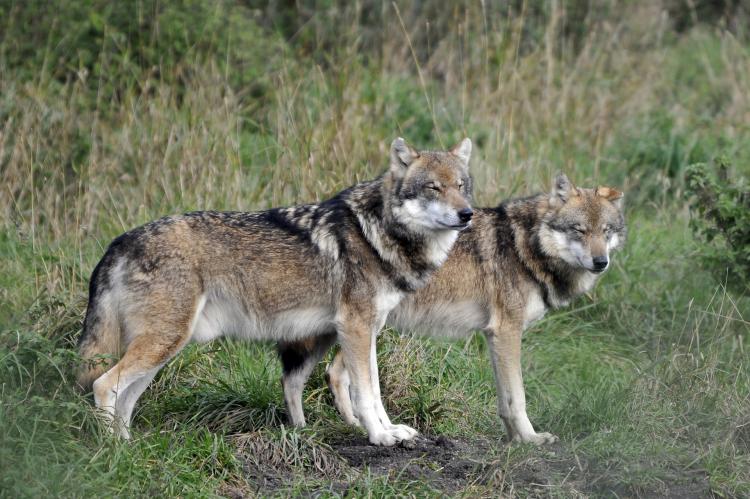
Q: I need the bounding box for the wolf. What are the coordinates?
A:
[77,137,474,446]
[278,174,626,444]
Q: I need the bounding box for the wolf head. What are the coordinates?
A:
[539,173,626,273]
[388,137,474,233]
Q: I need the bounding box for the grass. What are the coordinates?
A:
[1,1,749,496]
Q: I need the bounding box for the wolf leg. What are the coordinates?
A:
[93,296,199,439]
[485,324,558,445]
[114,367,160,436]
[337,313,412,446]
[369,333,418,440]
[328,330,417,437]
[278,332,337,427]
[93,337,176,439]
[325,351,360,426]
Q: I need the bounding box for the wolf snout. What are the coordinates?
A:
[592,256,609,272]
[457,208,474,224]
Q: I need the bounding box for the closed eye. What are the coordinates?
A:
[424,182,441,191]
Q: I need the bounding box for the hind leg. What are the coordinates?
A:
[93,296,202,438]
[95,365,158,439]
[114,367,160,437]
[93,334,185,438]
[279,332,337,427]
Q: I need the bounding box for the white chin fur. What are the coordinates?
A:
[394,199,461,232]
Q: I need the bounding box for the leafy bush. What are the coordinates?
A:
[686,158,750,290]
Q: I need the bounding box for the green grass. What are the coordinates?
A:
[2,1,750,497]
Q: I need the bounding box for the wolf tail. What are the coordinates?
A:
[76,257,121,391]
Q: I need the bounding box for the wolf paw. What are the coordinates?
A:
[387,423,419,441]
[513,432,558,445]
[368,430,400,446]
[368,425,418,446]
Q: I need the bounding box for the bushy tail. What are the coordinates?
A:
[77,260,120,391]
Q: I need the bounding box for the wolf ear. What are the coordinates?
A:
[596,186,624,209]
[449,138,472,168]
[390,137,418,177]
[550,173,577,206]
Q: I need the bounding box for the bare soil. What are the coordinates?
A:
[331,435,491,494]
[228,433,711,497]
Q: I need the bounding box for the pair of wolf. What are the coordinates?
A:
[77,137,626,447]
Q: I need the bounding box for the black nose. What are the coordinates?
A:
[458,208,473,224]
[592,256,608,270]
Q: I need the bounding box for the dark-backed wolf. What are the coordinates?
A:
[278,174,626,444]
[77,137,474,446]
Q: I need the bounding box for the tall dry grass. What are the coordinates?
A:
[2,3,748,243]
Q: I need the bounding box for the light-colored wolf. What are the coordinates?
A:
[278,174,626,444]
[77,137,474,446]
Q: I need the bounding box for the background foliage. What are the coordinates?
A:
[1,0,748,496]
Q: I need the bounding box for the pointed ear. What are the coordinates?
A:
[596,186,624,209]
[449,138,472,168]
[390,137,418,177]
[550,173,577,206]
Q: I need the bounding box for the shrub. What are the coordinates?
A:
[686,158,750,291]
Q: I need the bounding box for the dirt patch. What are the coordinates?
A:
[330,435,491,494]
[326,436,713,498]
[227,433,713,497]
[585,462,712,499]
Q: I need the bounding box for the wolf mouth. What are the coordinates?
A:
[438,221,471,230]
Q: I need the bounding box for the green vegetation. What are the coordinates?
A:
[687,158,750,291]
[1,1,748,496]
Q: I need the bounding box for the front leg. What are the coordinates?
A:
[369,332,419,440]
[325,350,360,426]
[337,311,416,446]
[485,322,558,445]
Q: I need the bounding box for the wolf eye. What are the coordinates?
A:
[570,225,586,235]
[424,182,441,191]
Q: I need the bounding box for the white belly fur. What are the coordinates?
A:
[389,300,488,338]
[191,293,335,343]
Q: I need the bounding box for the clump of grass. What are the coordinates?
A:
[142,341,286,434]
[233,428,349,480]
